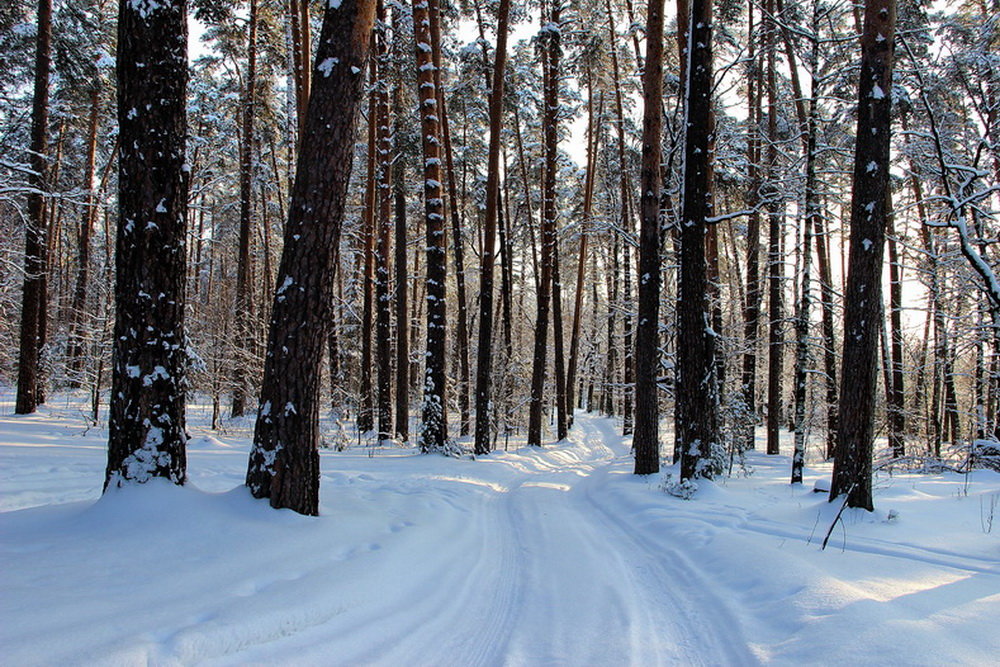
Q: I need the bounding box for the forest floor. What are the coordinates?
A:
[1,389,999,665]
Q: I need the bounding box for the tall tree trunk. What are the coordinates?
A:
[357,77,378,434]
[830,0,896,511]
[764,0,784,456]
[415,0,449,452]
[473,0,512,455]
[790,0,819,482]
[106,0,190,487]
[676,0,720,480]
[739,0,763,453]
[232,0,259,418]
[429,2,470,438]
[814,211,839,459]
[527,1,561,447]
[606,3,635,438]
[394,161,409,441]
[15,0,52,415]
[633,0,666,475]
[374,6,393,444]
[246,0,376,514]
[791,141,816,485]
[604,233,619,416]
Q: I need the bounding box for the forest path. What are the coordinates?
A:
[275,412,761,666]
[189,412,761,666]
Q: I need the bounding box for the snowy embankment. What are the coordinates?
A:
[1,392,999,665]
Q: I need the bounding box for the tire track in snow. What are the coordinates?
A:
[571,416,761,666]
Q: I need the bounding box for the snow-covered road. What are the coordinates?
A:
[2,397,998,665]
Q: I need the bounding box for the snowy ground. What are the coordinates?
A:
[2,390,999,665]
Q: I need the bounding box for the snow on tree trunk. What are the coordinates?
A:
[676,0,721,481]
[245,0,376,515]
[473,0,511,456]
[106,0,190,488]
[633,0,666,475]
[414,0,449,453]
[829,0,897,511]
[527,3,561,448]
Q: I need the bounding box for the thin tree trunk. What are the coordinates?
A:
[739,0,762,452]
[814,210,838,458]
[566,84,602,431]
[765,0,783,456]
[607,0,634,434]
[886,198,906,457]
[393,107,410,442]
[374,6,393,444]
[357,76,377,434]
[68,87,102,387]
[473,0,511,455]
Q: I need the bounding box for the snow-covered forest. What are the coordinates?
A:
[1,0,999,661]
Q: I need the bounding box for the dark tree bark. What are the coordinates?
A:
[829,0,896,511]
[790,0,819,484]
[232,0,259,419]
[676,0,720,481]
[764,0,783,457]
[527,2,561,447]
[739,0,762,452]
[633,0,666,475]
[473,0,511,456]
[814,211,839,459]
[415,0,449,453]
[394,160,409,441]
[886,206,906,458]
[288,0,312,138]
[553,227,569,441]
[106,0,189,488]
[791,152,816,485]
[374,5,393,445]
[246,0,376,514]
[15,0,52,415]
[392,12,410,441]
[429,0,470,438]
[357,77,378,434]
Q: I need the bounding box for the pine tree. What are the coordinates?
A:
[414,0,449,453]
[14,0,52,415]
[472,0,512,456]
[527,1,562,447]
[105,0,190,488]
[246,0,376,514]
[830,0,897,511]
[633,0,666,475]
[676,0,721,481]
